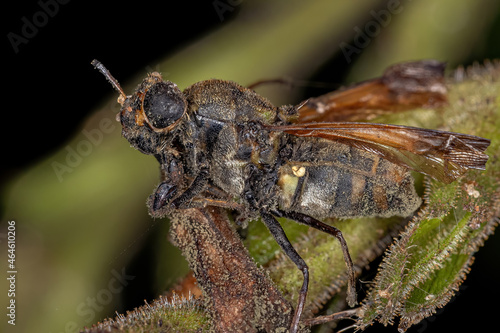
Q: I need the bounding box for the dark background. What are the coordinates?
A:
[4,0,237,183]
[4,1,500,333]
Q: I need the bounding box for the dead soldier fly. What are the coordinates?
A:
[91,59,490,333]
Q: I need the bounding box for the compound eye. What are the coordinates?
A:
[142,82,186,130]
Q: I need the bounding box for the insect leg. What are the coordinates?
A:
[149,167,210,216]
[260,211,308,333]
[273,210,357,307]
[151,182,178,211]
[187,197,245,211]
[171,167,209,208]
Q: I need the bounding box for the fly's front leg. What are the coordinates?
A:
[148,165,209,217]
[260,211,309,333]
[151,182,178,211]
[171,167,209,208]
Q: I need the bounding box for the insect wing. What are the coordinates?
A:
[297,60,448,123]
[266,122,490,183]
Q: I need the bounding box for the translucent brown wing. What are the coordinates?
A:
[266,122,490,184]
[297,60,448,123]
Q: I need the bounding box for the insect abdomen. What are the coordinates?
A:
[278,138,421,218]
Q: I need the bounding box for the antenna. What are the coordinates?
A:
[91,59,127,103]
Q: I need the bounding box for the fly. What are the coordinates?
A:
[92,59,490,333]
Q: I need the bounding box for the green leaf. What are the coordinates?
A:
[357,61,500,332]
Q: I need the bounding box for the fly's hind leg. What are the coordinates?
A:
[274,209,357,307]
[260,211,308,333]
[244,164,309,332]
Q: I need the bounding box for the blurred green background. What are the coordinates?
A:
[2,1,500,332]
